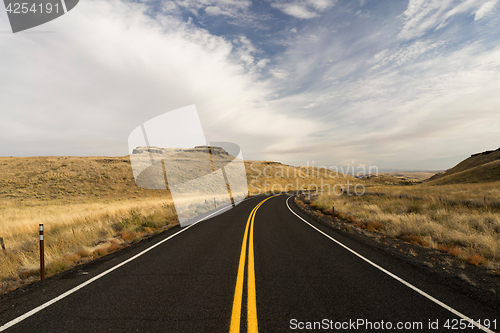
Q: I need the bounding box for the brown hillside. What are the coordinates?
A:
[0,155,358,205]
[427,147,500,184]
[426,159,500,185]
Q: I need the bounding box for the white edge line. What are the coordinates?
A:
[0,204,233,332]
[285,196,495,333]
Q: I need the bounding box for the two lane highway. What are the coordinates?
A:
[0,194,498,332]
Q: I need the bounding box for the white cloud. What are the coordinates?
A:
[256,58,271,68]
[2,0,499,170]
[303,102,318,109]
[263,27,500,168]
[0,0,323,157]
[205,6,223,15]
[398,0,494,40]
[474,0,499,20]
[369,40,444,70]
[231,35,264,70]
[308,0,332,11]
[173,0,252,18]
[270,69,289,79]
[274,3,319,18]
[161,1,181,15]
[270,0,337,19]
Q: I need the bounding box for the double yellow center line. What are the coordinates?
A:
[230,196,276,333]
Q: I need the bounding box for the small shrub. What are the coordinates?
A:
[77,249,91,258]
[46,258,70,275]
[121,231,135,241]
[336,212,346,220]
[141,219,160,229]
[436,244,451,253]
[18,268,39,279]
[341,225,352,233]
[407,202,424,214]
[356,211,369,219]
[382,206,394,214]
[448,247,462,257]
[107,243,119,252]
[92,248,107,258]
[360,221,383,232]
[466,253,486,266]
[346,215,360,224]
[111,223,123,232]
[398,234,429,247]
[65,253,81,263]
[313,211,324,218]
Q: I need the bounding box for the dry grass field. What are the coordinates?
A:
[381,171,438,181]
[0,155,355,294]
[0,156,178,294]
[2,150,498,293]
[427,148,500,185]
[310,181,500,271]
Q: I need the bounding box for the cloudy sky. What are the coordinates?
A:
[1,0,500,170]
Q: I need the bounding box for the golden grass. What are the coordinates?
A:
[427,148,500,184]
[364,181,500,203]
[0,198,177,293]
[0,156,183,294]
[311,181,500,270]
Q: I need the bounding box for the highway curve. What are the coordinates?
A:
[0,194,498,332]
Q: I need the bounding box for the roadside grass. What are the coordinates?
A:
[308,182,500,271]
[363,181,500,205]
[0,156,182,294]
[0,198,177,294]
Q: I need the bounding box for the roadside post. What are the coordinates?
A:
[0,237,5,250]
[39,224,45,281]
[332,202,335,222]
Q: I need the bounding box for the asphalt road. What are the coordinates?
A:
[0,194,498,332]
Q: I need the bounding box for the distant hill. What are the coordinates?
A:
[381,171,438,181]
[426,147,500,184]
[0,153,358,205]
